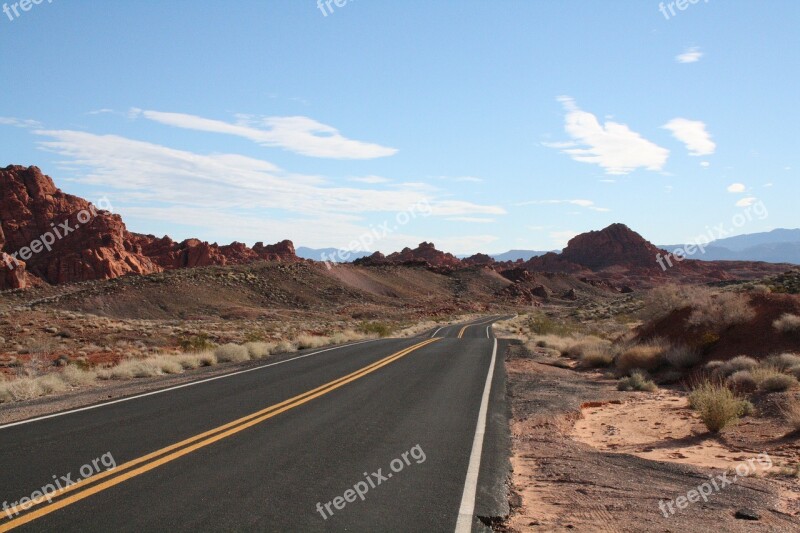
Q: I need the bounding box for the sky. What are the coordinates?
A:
[1,1,798,256]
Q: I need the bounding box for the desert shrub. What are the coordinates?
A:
[360,322,392,338]
[616,340,669,373]
[528,314,576,336]
[617,371,658,392]
[689,381,750,433]
[331,330,366,344]
[705,360,724,372]
[197,352,217,367]
[715,356,759,378]
[750,284,772,295]
[105,360,162,379]
[273,341,298,354]
[764,353,800,371]
[580,349,615,368]
[532,334,573,354]
[150,356,183,375]
[727,371,758,393]
[175,354,202,370]
[61,365,97,387]
[214,344,250,363]
[665,344,701,369]
[759,373,798,393]
[179,333,216,352]
[789,365,800,380]
[640,284,693,320]
[779,396,800,431]
[563,336,609,359]
[773,314,800,333]
[37,374,68,395]
[296,335,330,350]
[244,342,274,359]
[2,377,42,401]
[687,291,755,329]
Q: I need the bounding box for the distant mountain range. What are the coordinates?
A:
[300,229,800,265]
[295,247,372,262]
[658,229,800,264]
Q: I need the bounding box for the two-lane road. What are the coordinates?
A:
[0,317,511,532]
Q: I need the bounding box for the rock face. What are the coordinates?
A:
[355,242,461,269]
[462,253,494,266]
[560,224,665,270]
[0,165,298,288]
[0,165,162,287]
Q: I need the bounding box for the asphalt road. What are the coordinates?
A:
[0,316,511,532]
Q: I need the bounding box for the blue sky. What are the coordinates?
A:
[1,1,798,255]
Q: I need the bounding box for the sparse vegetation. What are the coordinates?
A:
[178,333,216,352]
[616,339,668,373]
[779,396,800,432]
[713,355,759,378]
[360,322,393,338]
[617,371,658,392]
[664,344,701,369]
[687,291,755,329]
[758,373,798,393]
[773,313,800,333]
[214,343,253,363]
[688,380,751,433]
[727,370,758,393]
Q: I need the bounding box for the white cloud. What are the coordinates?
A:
[735,197,758,207]
[546,97,669,175]
[132,109,397,160]
[700,161,710,167]
[446,217,495,223]
[676,47,703,63]
[517,198,610,212]
[349,175,391,184]
[0,116,42,129]
[32,129,504,222]
[727,183,746,193]
[662,118,716,156]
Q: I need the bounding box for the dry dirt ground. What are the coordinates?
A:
[503,342,800,532]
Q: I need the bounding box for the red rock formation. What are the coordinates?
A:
[0,165,299,288]
[463,253,494,266]
[560,223,665,270]
[0,165,162,286]
[363,242,462,268]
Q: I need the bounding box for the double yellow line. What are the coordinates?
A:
[0,338,439,531]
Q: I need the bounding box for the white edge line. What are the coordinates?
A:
[0,338,383,430]
[431,326,444,338]
[454,337,498,533]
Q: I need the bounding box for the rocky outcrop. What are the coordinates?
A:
[463,253,494,266]
[561,224,665,270]
[0,165,298,288]
[355,242,461,269]
[0,165,162,286]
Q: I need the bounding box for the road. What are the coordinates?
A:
[0,316,511,532]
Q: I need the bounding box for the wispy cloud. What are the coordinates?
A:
[32,129,503,222]
[735,197,758,207]
[446,217,495,223]
[662,118,716,156]
[676,47,703,63]
[349,175,392,184]
[131,109,398,160]
[517,198,610,212]
[0,116,42,129]
[545,97,669,175]
[727,183,746,193]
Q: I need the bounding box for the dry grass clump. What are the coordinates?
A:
[640,284,693,320]
[664,344,701,369]
[214,343,250,363]
[296,335,330,350]
[580,349,615,369]
[714,355,759,378]
[687,291,755,329]
[100,360,163,380]
[727,370,758,393]
[273,340,298,354]
[616,339,669,373]
[617,371,658,392]
[779,396,800,431]
[61,365,97,386]
[774,313,800,333]
[689,380,751,433]
[243,342,275,359]
[764,353,800,371]
[758,372,799,393]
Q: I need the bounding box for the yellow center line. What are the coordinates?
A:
[0,338,439,531]
[457,325,468,338]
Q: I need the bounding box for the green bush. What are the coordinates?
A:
[617,371,658,392]
[688,381,749,433]
[360,322,392,338]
